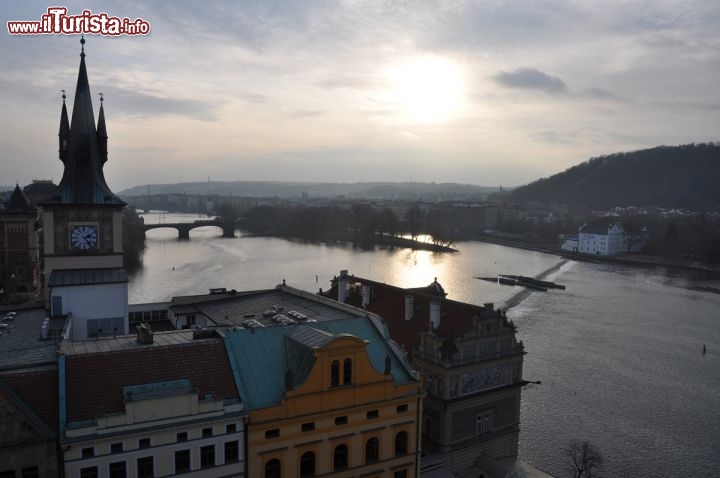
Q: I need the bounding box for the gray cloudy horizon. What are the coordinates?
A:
[1,0,718,191]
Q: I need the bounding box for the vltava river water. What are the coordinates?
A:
[131,213,720,477]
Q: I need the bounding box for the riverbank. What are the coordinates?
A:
[239,230,457,253]
[474,236,720,275]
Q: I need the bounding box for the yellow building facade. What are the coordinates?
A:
[224,311,423,478]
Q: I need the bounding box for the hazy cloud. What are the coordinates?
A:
[99,86,218,121]
[579,87,625,102]
[494,68,569,95]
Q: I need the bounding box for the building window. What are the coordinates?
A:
[335,415,348,425]
[333,444,348,471]
[81,447,94,458]
[21,468,39,478]
[202,427,213,437]
[300,451,316,477]
[110,442,123,454]
[331,360,340,387]
[366,409,379,419]
[137,457,154,478]
[80,467,98,478]
[394,470,408,478]
[226,423,237,434]
[343,358,352,384]
[301,421,315,432]
[201,445,215,468]
[108,462,126,478]
[265,458,281,478]
[138,438,151,449]
[175,449,191,474]
[265,428,280,439]
[224,441,239,463]
[396,404,408,413]
[395,431,408,456]
[177,431,188,442]
[475,412,493,435]
[365,437,379,463]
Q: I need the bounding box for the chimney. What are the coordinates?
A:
[338,270,349,303]
[404,295,414,321]
[361,284,371,308]
[136,323,154,344]
[429,301,441,329]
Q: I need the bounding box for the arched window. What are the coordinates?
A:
[333,444,348,471]
[365,437,379,463]
[300,451,315,477]
[343,358,352,384]
[331,360,340,387]
[395,431,408,456]
[265,458,281,478]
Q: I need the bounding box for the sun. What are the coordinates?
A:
[384,56,467,124]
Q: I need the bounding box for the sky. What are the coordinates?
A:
[1,1,719,192]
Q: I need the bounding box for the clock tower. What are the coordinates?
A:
[40,38,129,339]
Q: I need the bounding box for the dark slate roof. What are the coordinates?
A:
[42,46,124,207]
[3,184,34,214]
[170,288,362,327]
[325,274,505,354]
[64,335,239,422]
[0,308,59,370]
[23,181,57,203]
[0,378,56,439]
[224,317,416,411]
[0,368,59,434]
[49,268,128,287]
[579,224,611,235]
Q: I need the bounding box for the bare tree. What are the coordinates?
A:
[565,440,604,478]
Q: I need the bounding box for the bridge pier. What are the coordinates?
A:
[178,226,190,239]
[222,226,235,238]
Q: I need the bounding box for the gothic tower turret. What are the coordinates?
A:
[40,38,129,338]
[58,91,70,163]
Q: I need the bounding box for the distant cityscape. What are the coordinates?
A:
[1,32,719,478]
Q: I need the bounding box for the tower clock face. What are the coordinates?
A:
[71,225,98,250]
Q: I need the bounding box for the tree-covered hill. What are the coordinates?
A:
[508,143,720,211]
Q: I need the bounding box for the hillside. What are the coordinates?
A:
[119,181,501,201]
[508,143,720,211]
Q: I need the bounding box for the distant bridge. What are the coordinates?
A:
[142,219,244,239]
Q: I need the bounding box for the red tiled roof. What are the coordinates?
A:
[325,275,502,355]
[1,368,59,434]
[65,339,238,422]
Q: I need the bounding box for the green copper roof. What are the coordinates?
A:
[223,317,416,411]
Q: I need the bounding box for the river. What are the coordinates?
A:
[131,213,720,477]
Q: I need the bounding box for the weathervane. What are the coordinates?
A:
[80,34,85,56]
[61,89,66,102]
[98,92,104,103]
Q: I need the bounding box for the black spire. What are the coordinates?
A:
[97,93,107,163]
[58,90,70,163]
[44,37,124,206]
[5,184,33,214]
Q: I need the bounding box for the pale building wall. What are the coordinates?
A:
[50,282,128,338]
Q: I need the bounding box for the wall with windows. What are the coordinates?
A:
[63,405,245,478]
